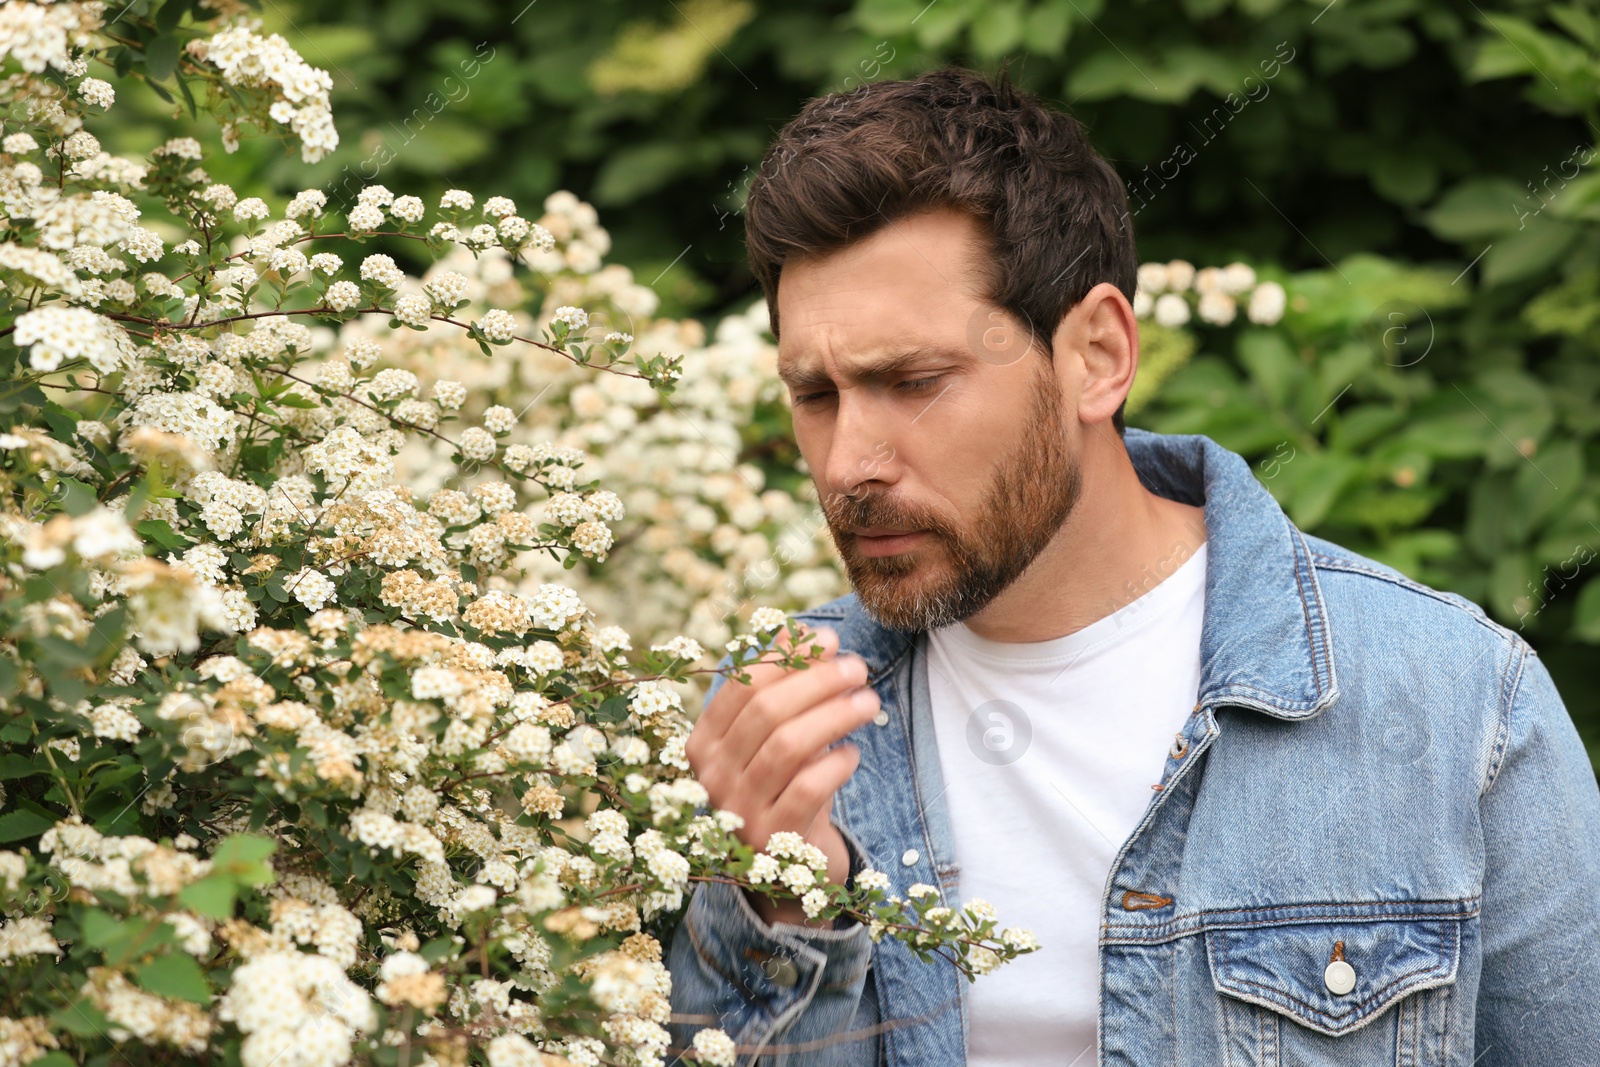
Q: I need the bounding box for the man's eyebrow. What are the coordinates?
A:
[778,345,961,389]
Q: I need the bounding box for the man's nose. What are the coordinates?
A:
[823,394,895,500]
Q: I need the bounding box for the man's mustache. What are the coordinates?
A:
[821,488,955,542]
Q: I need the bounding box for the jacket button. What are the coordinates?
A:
[901,849,919,866]
[1324,959,1357,995]
[874,709,889,726]
[1169,733,1189,759]
[762,956,799,987]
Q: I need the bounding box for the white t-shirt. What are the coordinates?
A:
[925,542,1207,1067]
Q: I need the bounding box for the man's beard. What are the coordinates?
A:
[820,366,1081,631]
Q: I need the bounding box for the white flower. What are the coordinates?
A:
[552,305,588,332]
[1247,281,1287,325]
[651,635,703,662]
[3,133,38,153]
[392,293,432,329]
[324,280,361,311]
[1165,259,1196,291]
[483,196,516,218]
[459,427,496,462]
[13,306,127,374]
[1197,290,1236,326]
[289,568,337,611]
[691,1028,737,1067]
[1135,262,1169,293]
[801,888,829,918]
[855,868,890,892]
[440,189,474,210]
[1219,261,1257,294]
[1152,292,1190,328]
[347,203,384,231]
[79,78,114,108]
[389,195,426,223]
[476,308,517,342]
[286,189,326,218]
[483,405,516,434]
[424,271,468,307]
[431,380,466,409]
[749,606,788,633]
[359,254,404,289]
[233,197,269,222]
[455,884,497,912]
[308,252,342,274]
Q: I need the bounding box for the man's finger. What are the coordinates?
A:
[769,743,861,832]
[696,626,839,740]
[718,650,867,766]
[740,683,880,806]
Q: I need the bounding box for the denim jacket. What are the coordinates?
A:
[666,428,1600,1066]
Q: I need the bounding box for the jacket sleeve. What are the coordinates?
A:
[1474,641,1600,1064]
[669,657,879,1065]
[668,824,878,1066]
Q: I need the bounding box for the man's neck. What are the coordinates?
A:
[959,428,1208,643]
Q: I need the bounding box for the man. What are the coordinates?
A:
[666,67,1600,1066]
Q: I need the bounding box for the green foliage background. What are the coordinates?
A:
[94,0,1600,769]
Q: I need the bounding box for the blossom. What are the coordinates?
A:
[1197,290,1236,326]
[233,197,269,222]
[691,1028,737,1066]
[483,405,516,434]
[289,568,337,611]
[347,203,383,231]
[13,306,128,373]
[392,293,432,329]
[458,427,496,462]
[552,305,589,332]
[476,308,517,342]
[323,280,361,311]
[389,195,425,223]
[1153,292,1190,328]
[1248,280,1287,325]
[359,254,404,289]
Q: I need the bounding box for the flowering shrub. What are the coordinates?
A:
[0,5,1034,1066]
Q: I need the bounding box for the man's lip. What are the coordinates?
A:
[852,527,920,537]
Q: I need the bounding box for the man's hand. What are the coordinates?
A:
[686,626,881,927]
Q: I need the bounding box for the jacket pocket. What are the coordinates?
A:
[1204,915,1462,1038]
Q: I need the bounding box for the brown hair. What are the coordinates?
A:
[745,65,1137,433]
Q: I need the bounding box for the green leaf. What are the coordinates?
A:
[1025,0,1073,56]
[50,999,113,1039]
[592,142,695,205]
[0,809,56,843]
[1236,330,1298,411]
[136,951,212,1004]
[419,936,456,963]
[0,753,40,780]
[592,694,630,724]
[1424,178,1526,240]
[969,1,1026,58]
[137,519,190,551]
[210,833,277,878]
[1482,217,1580,286]
[177,875,236,919]
[1573,578,1600,642]
[144,33,180,81]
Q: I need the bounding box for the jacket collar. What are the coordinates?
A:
[796,429,1339,721]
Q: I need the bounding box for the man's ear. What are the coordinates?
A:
[1052,281,1137,426]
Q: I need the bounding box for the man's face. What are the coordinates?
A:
[775,207,1082,630]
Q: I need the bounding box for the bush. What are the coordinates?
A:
[0,7,1031,1066]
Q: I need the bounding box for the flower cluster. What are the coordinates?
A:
[0,9,1029,1067]
[1133,259,1288,328]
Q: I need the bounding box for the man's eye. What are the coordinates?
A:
[793,391,834,406]
[896,376,942,393]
